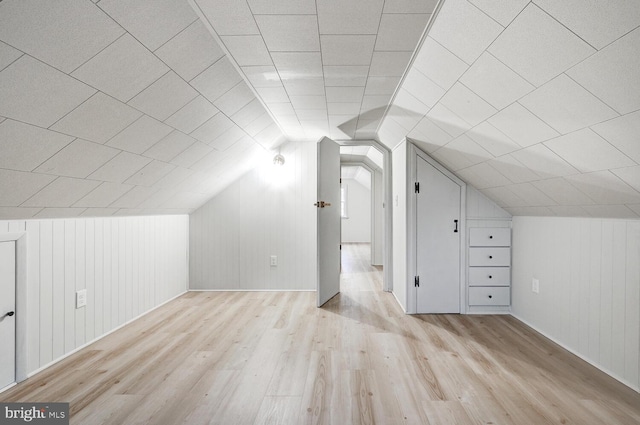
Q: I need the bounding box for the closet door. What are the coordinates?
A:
[415,156,461,313]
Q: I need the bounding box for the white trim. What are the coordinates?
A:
[188,289,315,292]
[511,313,640,393]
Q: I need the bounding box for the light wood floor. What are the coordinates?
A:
[2,243,639,424]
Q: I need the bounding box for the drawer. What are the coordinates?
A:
[469,227,511,247]
[469,267,510,286]
[469,287,510,306]
[469,247,510,267]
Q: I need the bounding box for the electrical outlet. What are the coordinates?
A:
[532,278,539,294]
[76,289,87,308]
[270,255,278,267]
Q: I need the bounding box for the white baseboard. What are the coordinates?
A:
[188,289,315,292]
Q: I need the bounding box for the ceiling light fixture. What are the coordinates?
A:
[273,153,285,166]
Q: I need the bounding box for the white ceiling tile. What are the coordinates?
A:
[582,204,639,219]
[80,208,118,217]
[324,66,369,87]
[544,128,634,173]
[548,205,590,217]
[503,206,555,216]
[0,169,56,207]
[267,103,296,116]
[568,169,640,204]
[384,0,437,13]
[0,207,42,220]
[88,151,151,183]
[34,139,119,178]
[290,95,327,110]
[22,177,100,208]
[190,57,243,102]
[51,92,141,144]
[73,182,134,208]
[365,76,402,95]
[271,52,323,79]
[377,118,408,148]
[0,41,23,71]
[487,102,559,147]
[170,141,214,168]
[256,86,289,103]
[124,160,175,187]
[153,167,194,190]
[128,71,198,121]
[221,36,272,66]
[255,15,320,52]
[107,115,173,154]
[213,82,256,116]
[191,113,235,144]
[611,166,640,193]
[508,182,556,206]
[481,186,527,208]
[567,28,640,115]
[283,78,326,95]
[190,149,224,173]
[317,0,384,35]
[253,123,284,149]
[321,35,376,66]
[109,185,158,209]
[391,90,430,130]
[439,82,497,126]
[375,13,430,51]
[401,68,445,108]
[242,66,282,88]
[143,131,195,162]
[591,110,640,163]
[247,0,316,14]
[425,104,471,138]
[99,0,196,51]
[467,0,528,26]
[531,177,595,206]
[456,162,511,189]
[369,52,413,77]
[0,120,73,172]
[429,0,503,64]
[192,0,259,36]
[0,55,95,127]
[209,126,246,151]
[295,109,327,120]
[408,117,454,152]
[154,20,225,81]
[510,144,579,179]
[164,96,219,134]
[466,121,521,157]
[487,155,540,184]
[34,208,88,219]
[326,87,365,103]
[136,188,178,209]
[327,103,361,116]
[361,95,390,112]
[460,52,534,109]
[232,99,269,127]
[412,37,468,90]
[488,4,595,86]
[534,0,640,50]
[72,34,169,102]
[519,74,618,134]
[628,204,640,216]
[0,0,124,73]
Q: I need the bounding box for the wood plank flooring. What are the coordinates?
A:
[2,243,639,424]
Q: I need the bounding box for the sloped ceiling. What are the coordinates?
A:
[1,0,639,220]
[379,0,640,218]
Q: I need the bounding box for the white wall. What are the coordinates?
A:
[189,140,317,290]
[0,215,189,377]
[392,140,408,311]
[512,216,640,391]
[341,179,371,243]
[372,168,384,266]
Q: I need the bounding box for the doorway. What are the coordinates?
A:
[0,240,16,390]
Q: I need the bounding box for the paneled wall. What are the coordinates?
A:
[341,179,371,243]
[392,140,408,311]
[0,215,189,376]
[512,216,640,391]
[189,141,317,290]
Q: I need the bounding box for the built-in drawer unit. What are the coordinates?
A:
[468,267,510,286]
[467,226,511,312]
[469,286,510,306]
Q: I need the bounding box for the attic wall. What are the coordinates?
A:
[512,216,640,391]
[0,215,188,377]
[189,141,317,290]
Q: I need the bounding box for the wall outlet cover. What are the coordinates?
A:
[76,289,87,308]
[532,278,539,294]
[270,255,278,266]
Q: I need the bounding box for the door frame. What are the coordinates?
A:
[336,140,393,293]
[406,143,467,314]
[0,232,27,386]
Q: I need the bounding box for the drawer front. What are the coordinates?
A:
[469,287,510,306]
[469,227,511,247]
[469,247,510,266]
[469,267,510,286]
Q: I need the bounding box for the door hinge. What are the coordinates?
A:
[414,276,420,287]
[415,182,420,193]
[340,178,342,184]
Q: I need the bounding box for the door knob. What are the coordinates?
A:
[314,201,332,208]
[4,311,14,317]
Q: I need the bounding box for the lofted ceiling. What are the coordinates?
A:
[0,0,639,220]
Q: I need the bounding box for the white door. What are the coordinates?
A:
[317,138,341,307]
[0,241,16,388]
[416,156,461,313]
